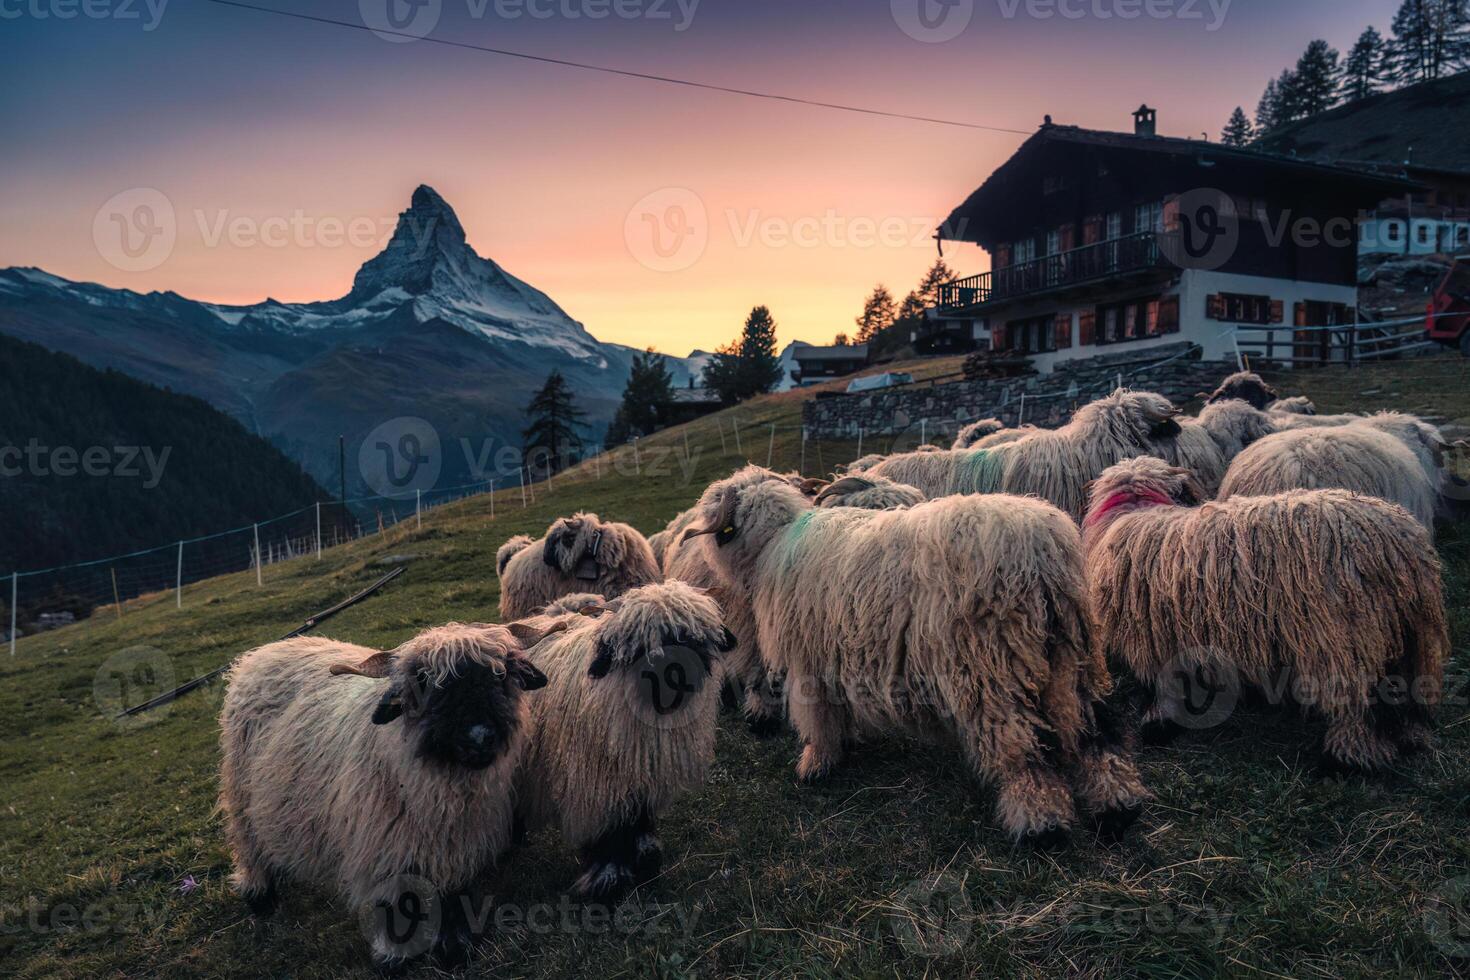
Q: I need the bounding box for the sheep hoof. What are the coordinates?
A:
[720,683,741,712]
[242,883,278,918]
[746,714,784,738]
[1090,803,1142,843]
[796,749,836,784]
[572,862,635,902]
[1022,825,1070,852]
[1139,718,1183,746]
[370,954,412,977]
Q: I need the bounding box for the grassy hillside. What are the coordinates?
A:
[2,354,1468,978]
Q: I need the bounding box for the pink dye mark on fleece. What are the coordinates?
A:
[1083,486,1175,531]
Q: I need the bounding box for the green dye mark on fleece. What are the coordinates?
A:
[770,509,821,575]
[953,448,1005,495]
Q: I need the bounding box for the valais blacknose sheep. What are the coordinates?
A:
[685,466,1149,844]
[497,512,662,619]
[868,388,1186,521]
[1083,456,1448,772]
[218,620,562,967]
[513,580,735,899]
[1218,424,1439,528]
[813,474,926,510]
[952,418,1005,449]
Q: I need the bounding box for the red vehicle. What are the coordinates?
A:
[1427,257,1470,356]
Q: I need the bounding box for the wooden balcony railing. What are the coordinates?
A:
[936,231,1163,313]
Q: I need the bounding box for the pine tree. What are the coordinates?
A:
[1273,67,1305,125]
[1220,107,1255,146]
[1387,0,1470,82]
[832,332,850,346]
[1292,40,1341,116]
[605,348,674,446]
[1341,26,1388,101]
[854,285,897,344]
[1255,77,1281,132]
[701,306,784,405]
[522,369,586,476]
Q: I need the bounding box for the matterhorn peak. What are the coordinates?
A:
[347,184,472,299]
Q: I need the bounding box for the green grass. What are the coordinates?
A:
[3,354,1470,978]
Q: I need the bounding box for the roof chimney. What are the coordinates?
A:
[1133,104,1157,137]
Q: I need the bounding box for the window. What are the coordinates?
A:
[1386,222,1403,243]
[1416,224,1432,245]
[1095,296,1171,345]
[1222,293,1272,324]
[1004,315,1057,353]
[1133,202,1162,235]
[1046,229,1061,256]
[1105,212,1122,241]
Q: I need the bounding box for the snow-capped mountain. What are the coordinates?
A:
[0,186,706,491]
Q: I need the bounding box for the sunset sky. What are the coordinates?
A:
[1,0,1401,355]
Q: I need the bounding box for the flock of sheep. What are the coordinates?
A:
[215,370,1454,968]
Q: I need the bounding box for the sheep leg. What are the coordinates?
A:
[225,814,280,916]
[743,669,786,737]
[433,886,485,967]
[1069,701,1149,842]
[366,883,441,971]
[1137,680,1185,746]
[572,808,655,902]
[788,676,847,782]
[1320,710,1399,775]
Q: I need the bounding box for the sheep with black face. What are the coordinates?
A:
[218,620,561,969]
[684,465,1149,845]
[497,512,662,620]
[513,580,735,899]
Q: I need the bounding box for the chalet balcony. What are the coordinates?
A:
[936,231,1168,315]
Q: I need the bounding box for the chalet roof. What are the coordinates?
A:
[939,120,1414,247]
[793,344,869,361]
[1252,74,1470,176]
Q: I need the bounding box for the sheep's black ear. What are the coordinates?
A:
[371,685,405,724]
[717,627,737,652]
[542,532,564,569]
[508,658,548,691]
[587,641,615,679]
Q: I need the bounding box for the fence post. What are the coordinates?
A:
[490,480,495,518]
[9,572,16,656]
[920,419,926,446]
[594,451,600,479]
[520,467,528,508]
[254,524,262,586]
[634,438,641,475]
[316,502,322,560]
[176,541,183,609]
[1018,391,1026,426]
[416,489,422,530]
[766,423,775,468]
[800,429,807,473]
[733,421,742,457]
[717,419,727,454]
[111,567,123,620]
[856,426,863,459]
[683,428,691,467]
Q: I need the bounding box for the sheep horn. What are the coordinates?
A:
[507,619,570,648]
[797,477,829,497]
[682,488,738,541]
[814,476,877,506]
[329,650,395,678]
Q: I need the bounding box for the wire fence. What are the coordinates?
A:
[5,324,1450,653]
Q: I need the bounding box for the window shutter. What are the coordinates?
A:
[1269,299,1284,324]
[1146,300,1160,336]
[992,322,1008,352]
[1054,313,1073,349]
[1206,294,1225,319]
[1158,295,1180,333]
[994,244,1011,270]
[1078,310,1096,345]
[1162,195,1179,232]
[1082,216,1102,245]
[1294,302,1308,327]
[1059,223,1076,252]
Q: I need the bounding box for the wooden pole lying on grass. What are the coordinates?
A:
[116,565,406,718]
